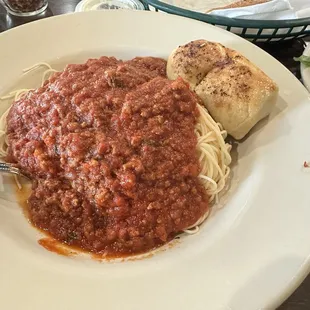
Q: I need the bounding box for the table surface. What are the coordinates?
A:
[0,1,309,309]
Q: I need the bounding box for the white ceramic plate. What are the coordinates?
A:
[1,11,310,310]
[301,44,310,92]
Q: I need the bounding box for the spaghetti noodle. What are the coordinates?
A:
[0,63,58,157]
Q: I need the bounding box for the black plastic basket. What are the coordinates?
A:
[143,0,310,42]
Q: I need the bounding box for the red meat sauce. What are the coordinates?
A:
[7,56,209,256]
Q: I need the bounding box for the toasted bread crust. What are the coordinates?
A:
[167,40,279,139]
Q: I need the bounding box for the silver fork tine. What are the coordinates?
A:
[0,163,12,172]
[0,162,11,166]
[0,163,14,168]
[0,162,28,179]
[0,163,17,168]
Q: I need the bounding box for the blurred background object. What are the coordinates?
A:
[75,0,146,11]
[1,0,48,16]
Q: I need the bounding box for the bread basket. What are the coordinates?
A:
[143,0,310,42]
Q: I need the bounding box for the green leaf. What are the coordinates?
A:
[294,55,310,67]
